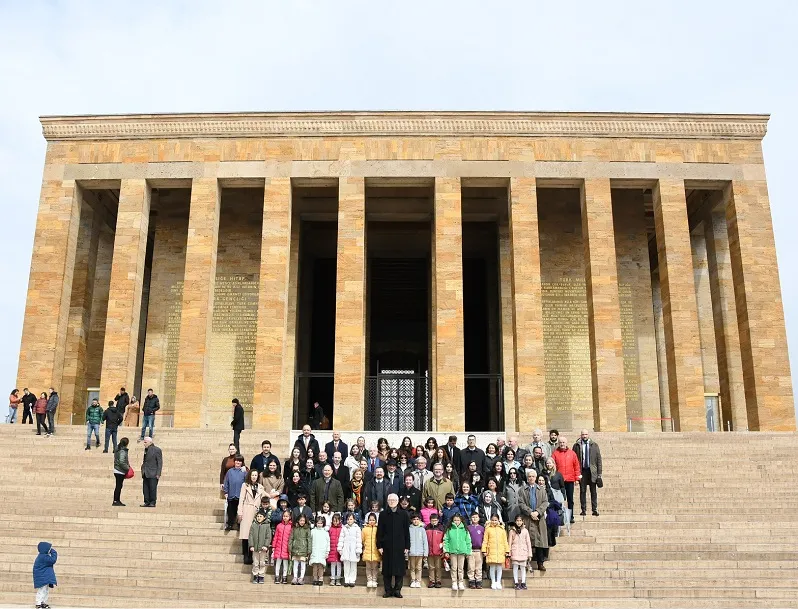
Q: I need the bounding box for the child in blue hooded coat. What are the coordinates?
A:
[33,541,57,608]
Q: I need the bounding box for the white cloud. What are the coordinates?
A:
[1,0,795,417]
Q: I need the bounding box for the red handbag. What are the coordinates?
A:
[125,467,135,479]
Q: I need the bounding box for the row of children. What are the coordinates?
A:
[248,500,544,591]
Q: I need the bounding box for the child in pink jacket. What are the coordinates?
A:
[272,510,293,584]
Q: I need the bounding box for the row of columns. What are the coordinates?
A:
[18,174,795,431]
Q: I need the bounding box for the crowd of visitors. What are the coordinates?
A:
[219,427,603,593]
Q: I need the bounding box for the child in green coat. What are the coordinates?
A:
[443,513,471,591]
[289,514,311,585]
[248,508,273,584]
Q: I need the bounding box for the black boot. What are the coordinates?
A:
[242,540,252,565]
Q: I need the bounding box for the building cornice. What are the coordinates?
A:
[39,111,769,142]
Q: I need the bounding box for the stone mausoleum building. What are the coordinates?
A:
[17,111,795,434]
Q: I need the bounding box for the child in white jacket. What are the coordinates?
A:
[337,513,362,587]
[309,516,330,586]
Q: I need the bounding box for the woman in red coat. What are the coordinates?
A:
[551,436,581,524]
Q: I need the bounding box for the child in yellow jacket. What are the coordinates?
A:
[481,513,510,590]
[361,513,380,588]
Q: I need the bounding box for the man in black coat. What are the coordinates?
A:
[21,388,36,425]
[323,431,348,462]
[249,440,281,476]
[231,398,244,452]
[459,434,485,474]
[114,387,130,416]
[363,467,389,514]
[376,493,410,598]
[329,451,350,495]
[293,425,320,461]
[444,435,461,471]
[309,401,325,430]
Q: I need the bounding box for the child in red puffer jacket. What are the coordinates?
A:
[272,510,292,584]
[326,513,343,585]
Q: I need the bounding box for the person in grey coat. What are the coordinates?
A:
[518,470,549,571]
[141,437,163,507]
[45,388,59,435]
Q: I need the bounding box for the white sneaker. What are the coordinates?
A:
[458,581,465,591]
[452,582,458,591]
[497,583,503,590]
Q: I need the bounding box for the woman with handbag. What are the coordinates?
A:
[113,437,132,506]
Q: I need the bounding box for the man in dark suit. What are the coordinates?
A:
[324,431,348,463]
[459,434,485,474]
[140,437,163,508]
[444,435,461,471]
[310,464,345,512]
[364,466,389,513]
[231,398,244,452]
[329,451,351,495]
[365,447,384,475]
[383,459,403,495]
[293,425,320,461]
[573,429,602,517]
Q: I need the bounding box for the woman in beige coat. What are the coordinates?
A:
[123,396,140,427]
[260,460,285,509]
[237,469,264,565]
[518,470,549,571]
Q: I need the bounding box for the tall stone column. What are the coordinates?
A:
[99,180,151,404]
[725,181,795,430]
[508,178,546,431]
[17,178,83,401]
[333,177,367,430]
[703,205,747,431]
[253,178,295,430]
[581,179,626,431]
[433,177,465,431]
[652,179,705,431]
[173,178,221,427]
[498,224,518,432]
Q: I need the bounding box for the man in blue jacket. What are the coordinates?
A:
[33,541,57,609]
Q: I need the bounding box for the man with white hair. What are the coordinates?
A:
[411,455,433,490]
[140,437,163,508]
[376,493,410,598]
[525,429,551,460]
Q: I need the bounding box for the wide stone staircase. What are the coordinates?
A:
[1,425,798,607]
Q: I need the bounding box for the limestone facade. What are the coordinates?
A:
[16,111,795,431]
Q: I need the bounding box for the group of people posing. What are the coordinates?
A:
[6,388,59,435]
[219,427,603,594]
[81,387,161,452]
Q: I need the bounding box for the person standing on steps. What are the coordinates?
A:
[574,429,602,517]
[113,437,131,506]
[309,401,324,430]
[552,435,580,524]
[32,541,57,609]
[123,395,140,427]
[7,389,21,424]
[84,398,103,450]
[34,393,49,436]
[223,455,246,530]
[231,398,244,452]
[45,388,58,436]
[141,436,162,507]
[114,387,130,417]
[138,388,160,442]
[376,493,410,598]
[102,400,123,453]
[21,388,36,426]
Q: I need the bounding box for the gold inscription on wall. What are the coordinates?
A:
[618,283,643,421]
[162,282,184,412]
[207,274,259,426]
[542,278,592,430]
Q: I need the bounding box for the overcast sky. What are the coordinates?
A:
[1,1,795,419]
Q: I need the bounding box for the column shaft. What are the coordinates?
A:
[499,225,518,432]
[17,178,82,399]
[704,206,747,431]
[652,179,705,431]
[332,177,366,430]
[581,179,626,431]
[725,181,795,430]
[253,178,295,430]
[508,178,546,431]
[433,177,465,430]
[99,180,151,403]
[173,178,221,427]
